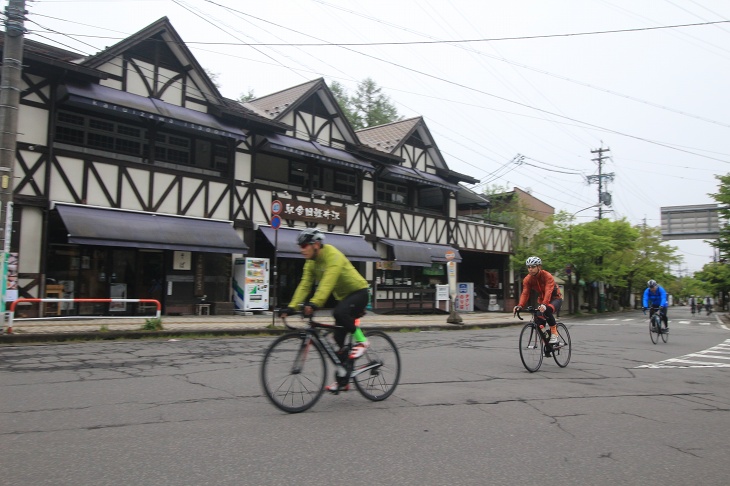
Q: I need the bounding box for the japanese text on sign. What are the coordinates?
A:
[281,199,347,224]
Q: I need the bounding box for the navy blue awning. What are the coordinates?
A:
[263,134,374,172]
[55,203,248,254]
[380,238,432,267]
[380,238,462,266]
[260,226,380,262]
[59,83,248,140]
[381,165,461,191]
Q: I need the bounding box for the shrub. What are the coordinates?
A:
[141,317,163,331]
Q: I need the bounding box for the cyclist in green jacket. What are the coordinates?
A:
[279,228,370,392]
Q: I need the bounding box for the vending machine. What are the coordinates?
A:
[233,258,270,311]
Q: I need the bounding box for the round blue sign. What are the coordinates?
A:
[271,200,283,215]
[271,215,282,229]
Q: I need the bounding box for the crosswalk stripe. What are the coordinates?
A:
[637,339,730,369]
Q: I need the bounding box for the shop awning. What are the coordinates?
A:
[380,238,432,267]
[59,83,248,140]
[380,238,462,266]
[380,165,461,191]
[263,134,375,172]
[260,226,380,262]
[428,244,463,263]
[55,203,248,254]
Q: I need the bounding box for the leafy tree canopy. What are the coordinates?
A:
[708,173,730,260]
[329,78,400,130]
[523,214,679,300]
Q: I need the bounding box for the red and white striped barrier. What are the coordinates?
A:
[4,298,162,334]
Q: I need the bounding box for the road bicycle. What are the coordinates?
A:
[645,305,668,344]
[260,312,401,413]
[515,306,572,372]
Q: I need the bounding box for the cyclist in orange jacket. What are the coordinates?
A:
[513,256,563,344]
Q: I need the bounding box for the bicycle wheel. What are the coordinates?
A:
[519,323,543,372]
[352,330,401,401]
[649,315,660,344]
[261,332,327,413]
[551,322,572,368]
[661,320,669,343]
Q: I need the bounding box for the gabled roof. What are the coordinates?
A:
[5,37,84,62]
[356,117,420,153]
[247,79,321,119]
[247,78,360,144]
[358,116,478,185]
[76,17,284,131]
[0,37,105,80]
[81,17,222,104]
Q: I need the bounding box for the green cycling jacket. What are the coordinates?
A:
[288,243,369,308]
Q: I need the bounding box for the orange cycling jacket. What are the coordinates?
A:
[518,269,563,311]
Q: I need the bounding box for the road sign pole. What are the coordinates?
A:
[270,200,283,327]
[444,252,462,324]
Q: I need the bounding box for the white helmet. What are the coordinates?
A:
[647,279,657,288]
[526,256,542,267]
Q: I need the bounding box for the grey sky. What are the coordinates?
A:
[24,0,730,273]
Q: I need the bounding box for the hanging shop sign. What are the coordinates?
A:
[280,198,347,224]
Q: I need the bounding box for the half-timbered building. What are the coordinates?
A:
[4,18,514,317]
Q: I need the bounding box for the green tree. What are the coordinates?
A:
[529,215,679,312]
[205,68,220,89]
[329,78,400,130]
[695,261,730,308]
[329,80,358,126]
[666,276,709,302]
[353,78,400,129]
[483,184,531,252]
[238,89,256,103]
[532,213,616,312]
[604,223,678,307]
[708,173,730,260]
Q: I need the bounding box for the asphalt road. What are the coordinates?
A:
[1,307,728,485]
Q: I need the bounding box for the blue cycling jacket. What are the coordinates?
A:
[642,286,668,308]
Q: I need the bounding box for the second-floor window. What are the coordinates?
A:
[55,110,231,174]
[254,153,357,197]
[377,181,408,206]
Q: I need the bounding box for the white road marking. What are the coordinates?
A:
[636,339,730,369]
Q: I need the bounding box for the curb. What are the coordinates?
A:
[0,320,521,344]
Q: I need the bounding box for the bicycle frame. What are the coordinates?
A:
[645,305,665,327]
[282,316,383,380]
[515,307,562,352]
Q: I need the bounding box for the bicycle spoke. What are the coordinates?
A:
[649,315,660,344]
[353,331,401,401]
[552,323,571,367]
[261,333,326,413]
[519,323,543,372]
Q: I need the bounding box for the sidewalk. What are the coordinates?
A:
[0,310,522,344]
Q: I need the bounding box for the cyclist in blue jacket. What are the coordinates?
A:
[642,279,669,331]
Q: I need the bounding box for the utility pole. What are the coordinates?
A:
[585,145,613,312]
[586,145,613,220]
[0,0,26,320]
